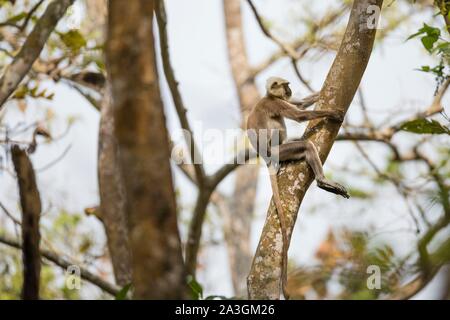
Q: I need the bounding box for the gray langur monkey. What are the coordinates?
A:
[246,76,349,299]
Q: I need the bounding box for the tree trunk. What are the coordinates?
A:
[222,0,260,297]
[98,86,132,287]
[106,0,188,299]
[247,0,384,299]
[12,146,42,300]
[82,0,133,288]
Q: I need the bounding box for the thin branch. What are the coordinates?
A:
[349,134,421,232]
[0,200,21,225]
[337,79,450,160]
[291,58,314,92]
[0,234,120,297]
[246,4,349,81]
[0,0,45,31]
[246,0,300,59]
[19,0,46,32]
[36,143,72,172]
[65,81,102,111]
[387,222,450,300]
[246,0,319,88]
[0,0,76,110]
[155,2,206,186]
[208,148,257,190]
[357,87,373,129]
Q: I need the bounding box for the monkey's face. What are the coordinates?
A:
[267,77,292,100]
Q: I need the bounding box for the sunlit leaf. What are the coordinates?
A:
[58,29,87,53]
[400,118,450,134]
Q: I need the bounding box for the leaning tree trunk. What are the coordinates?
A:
[222,0,260,297]
[12,146,42,300]
[247,0,384,299]
[106,0,188,299]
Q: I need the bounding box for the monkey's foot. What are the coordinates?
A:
[317,180,350,199]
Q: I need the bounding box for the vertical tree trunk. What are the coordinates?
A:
[222,0,260,297]
[247,0,384,299]
[12,146,42,300]
[98,86,132,287]
[106,0,188,299]
[83,0,133,287]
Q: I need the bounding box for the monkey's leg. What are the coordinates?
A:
[278,141,349,198]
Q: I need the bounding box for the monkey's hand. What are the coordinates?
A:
[291,92,320,109]
[326,110,344,122]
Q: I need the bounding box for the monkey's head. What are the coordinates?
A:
[266,77,292,100]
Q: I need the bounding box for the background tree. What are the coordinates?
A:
[106,0,188,299]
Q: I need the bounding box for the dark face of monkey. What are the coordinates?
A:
[282,83,292,99]
[270,80,292,100]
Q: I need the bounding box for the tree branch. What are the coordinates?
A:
[246,4,349,82]
[155,1,206,186]
[0,233,120,297]
[0,0,75,110]
[246,0,300,59]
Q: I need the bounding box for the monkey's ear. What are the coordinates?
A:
[271,81,278,88]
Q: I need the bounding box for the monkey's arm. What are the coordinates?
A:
[290,92,319,109]
[276,98,343,123]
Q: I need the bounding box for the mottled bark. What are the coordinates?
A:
[98,87,132,287]
[248,0,384,299]
[106,0,188,299]
[11,146,42,300]
[81,0,133,286]
[223,0,260,297]
[0,0,75,109]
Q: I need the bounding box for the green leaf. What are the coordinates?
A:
[400,118,450,134]
[115,283,132,300]
[418,65,431,72]
[407,23,440,41]
[58,30,86,53]
[187,275,203,300]
[421,35,439,51]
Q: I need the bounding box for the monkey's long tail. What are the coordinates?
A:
[268,166,290,300]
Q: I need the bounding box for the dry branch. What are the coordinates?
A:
[0,233,120,296]
[0,0,75,109]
